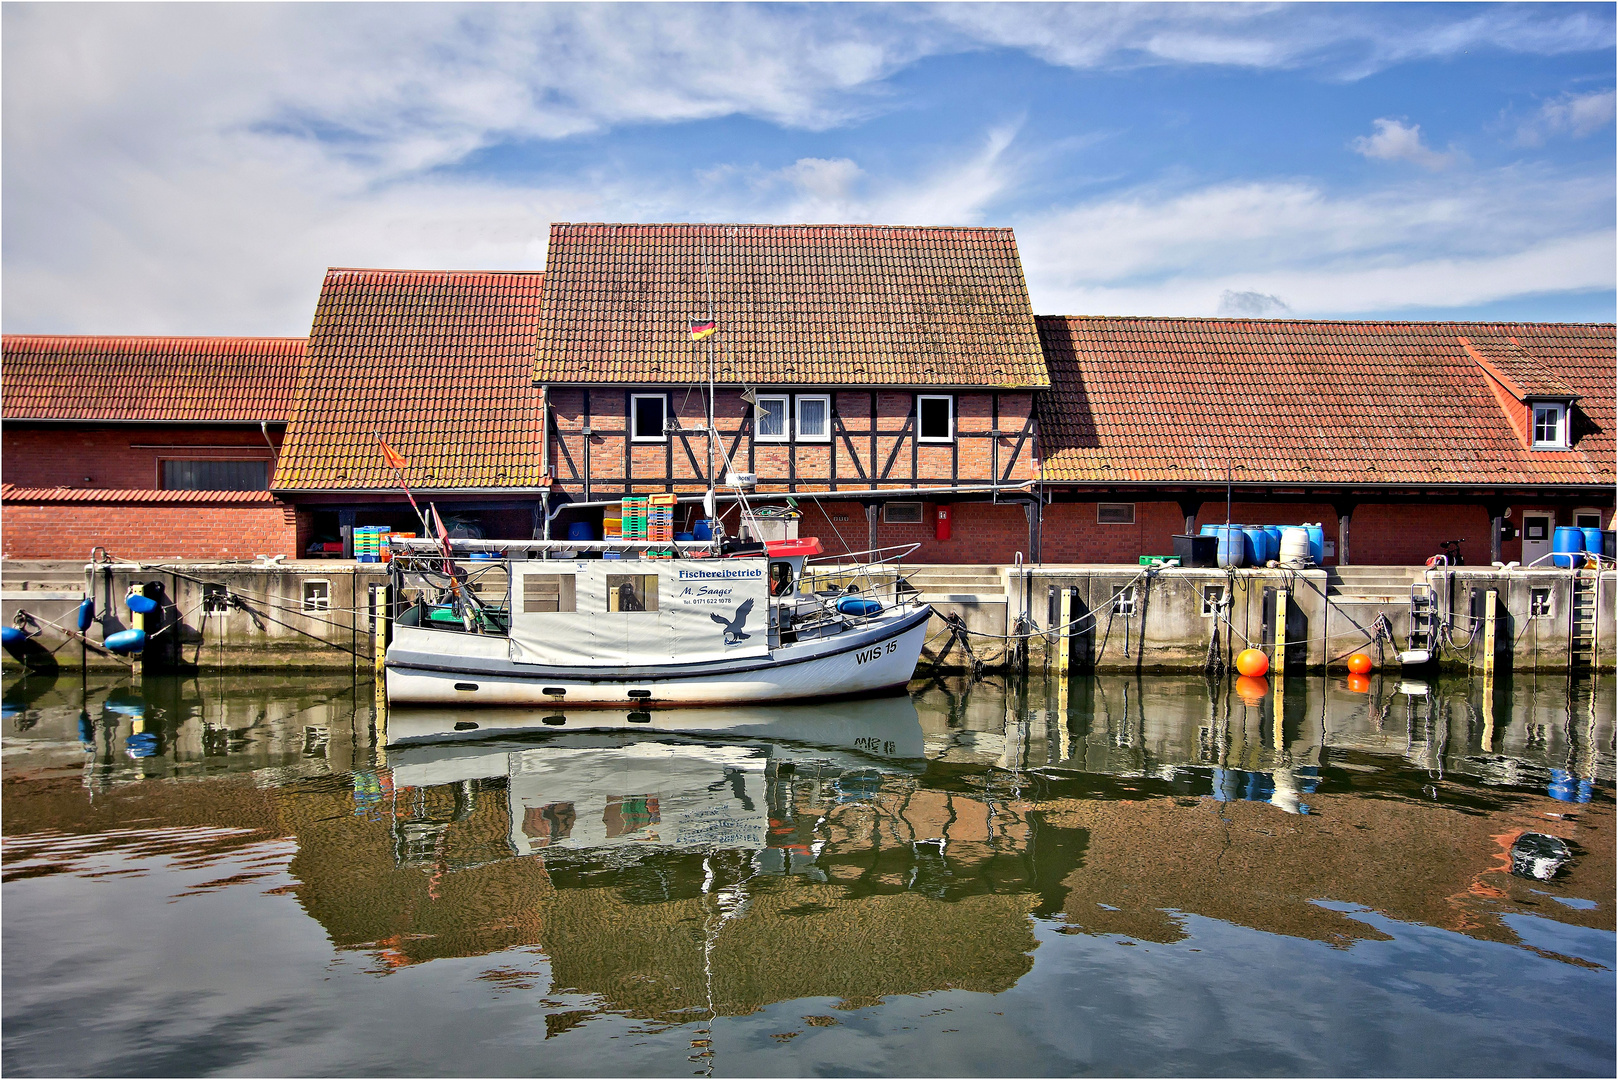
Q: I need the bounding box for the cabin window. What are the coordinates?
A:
[1573,508,1604,530]
[522,574,577,614]
[883,502,924,524]
[631,394,667,442]
[302,580,330,612]
[1530,588,1553,619]
[1530,402,1567,448]
[918,395,953,442]
[161,459,269,491]
[1202,585,1225,617]
[607,574,658,613]
[756,394,789,442]
[1112,585,1136,616]
[796,394,831,442]
[1097,503,1135,524]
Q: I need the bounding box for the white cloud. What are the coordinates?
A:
[1515,88,1618,145]
[1218,291,1292,318]
[928,2,1612,79]
[1016,173,1615,317]
[1351,119,1459,170]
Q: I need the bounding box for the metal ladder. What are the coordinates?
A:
[1407,582,1435,658]
[1569,568,1598,669]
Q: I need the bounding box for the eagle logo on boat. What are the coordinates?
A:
[711,599,754,645]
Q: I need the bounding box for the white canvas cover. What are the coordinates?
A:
[508,558,771,667]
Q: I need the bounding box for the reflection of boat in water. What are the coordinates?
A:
[387,695,926,858]
[383,687,925,749]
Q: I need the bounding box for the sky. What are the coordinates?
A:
[3,2,1614,335]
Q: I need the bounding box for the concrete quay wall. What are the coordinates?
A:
[3,561,1613,675]
[995,565,1616,674]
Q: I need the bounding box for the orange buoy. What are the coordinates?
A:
[1345,673,1371,694]
[1235,675,1270,705]
[1235,648,1270,677]
[1346,653,1373,675]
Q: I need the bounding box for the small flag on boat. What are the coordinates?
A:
[378,436,408,472]
[689,319,717,340]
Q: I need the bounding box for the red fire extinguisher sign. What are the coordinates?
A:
[935,504,952,542]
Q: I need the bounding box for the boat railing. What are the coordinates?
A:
[798,542,924,617]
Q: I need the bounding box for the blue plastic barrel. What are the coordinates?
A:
[1212,525,1246,568]
[1580,528,1603,559]
[1242,527,1268,565]
[1552,526,1585,568]
[1304,525,1325,565]
[567,521,597,542]
[693,519,715,541]
[1199,524,1217,537]
[1262,526,1283,556]
[674,532,695,542]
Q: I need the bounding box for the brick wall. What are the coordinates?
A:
[2,498,297,560]
[2,425,281,490]
[546,388,1037,496]
[793,498,1033,565]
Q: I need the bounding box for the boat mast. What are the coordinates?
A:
[703,240,718,524]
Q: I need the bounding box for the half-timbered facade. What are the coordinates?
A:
[532,223,1050,560]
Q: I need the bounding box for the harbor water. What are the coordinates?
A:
[3,670,1613,1076]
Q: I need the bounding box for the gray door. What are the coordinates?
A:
[1520,513,1553,566]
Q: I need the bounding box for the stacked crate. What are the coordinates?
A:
[381,531,417,562]
[621,496,648,541]
[353,526,389,562]
[603,509,623,540]
[649,494,676,543]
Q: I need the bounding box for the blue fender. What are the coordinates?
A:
[104,629,147,654]
[77,598,96,632]
[125,594,158,615]
[1,625,26,646]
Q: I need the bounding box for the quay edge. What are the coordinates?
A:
[2,560,1613,676]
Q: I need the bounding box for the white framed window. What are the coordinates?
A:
[918,395,953,442]
[1530,401,1567,448]
[883,502,924,524]
[302,580,330,612]
[631,394,667,442]
[755,394,789,442]
[1097,503,1135,525]
[795,394,831,442]
[1573,507,1604,530]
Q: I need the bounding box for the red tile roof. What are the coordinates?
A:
[273,269,547,491]
[532,223,1049,389]
[0,483,279,505]
[1,335,304,422]
[1035,317,1614,488]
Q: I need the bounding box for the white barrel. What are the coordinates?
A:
[1279,527,1311,567]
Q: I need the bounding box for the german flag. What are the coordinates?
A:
[689,319,717,340]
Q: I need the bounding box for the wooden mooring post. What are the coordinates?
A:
[1482,589,1498,678]
[372,583,389,748]
[1058,586,1073,677]
[1274,588,1288,676]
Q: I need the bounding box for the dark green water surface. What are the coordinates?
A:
[3,669,1613,1076]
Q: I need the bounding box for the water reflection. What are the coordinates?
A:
[2,668,1613,1072]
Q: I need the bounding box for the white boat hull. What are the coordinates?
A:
[385,603,931,708]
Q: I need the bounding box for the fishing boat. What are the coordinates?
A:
[383,533,931,708]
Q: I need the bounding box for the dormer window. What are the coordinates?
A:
[1530,401,1568,449]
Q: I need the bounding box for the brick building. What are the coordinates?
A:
[532,222,1049,563]
[1034,317,1615,566]
[5,225,1612,567]
[270,268,548,553]
[1,335,304,560]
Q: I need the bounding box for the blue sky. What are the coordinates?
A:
[3,2,1613,334]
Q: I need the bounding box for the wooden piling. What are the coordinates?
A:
[1482,589,1498,678]
[1058,586,1073,677]
[1275,588,1288,676]
[372,583,389,747]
